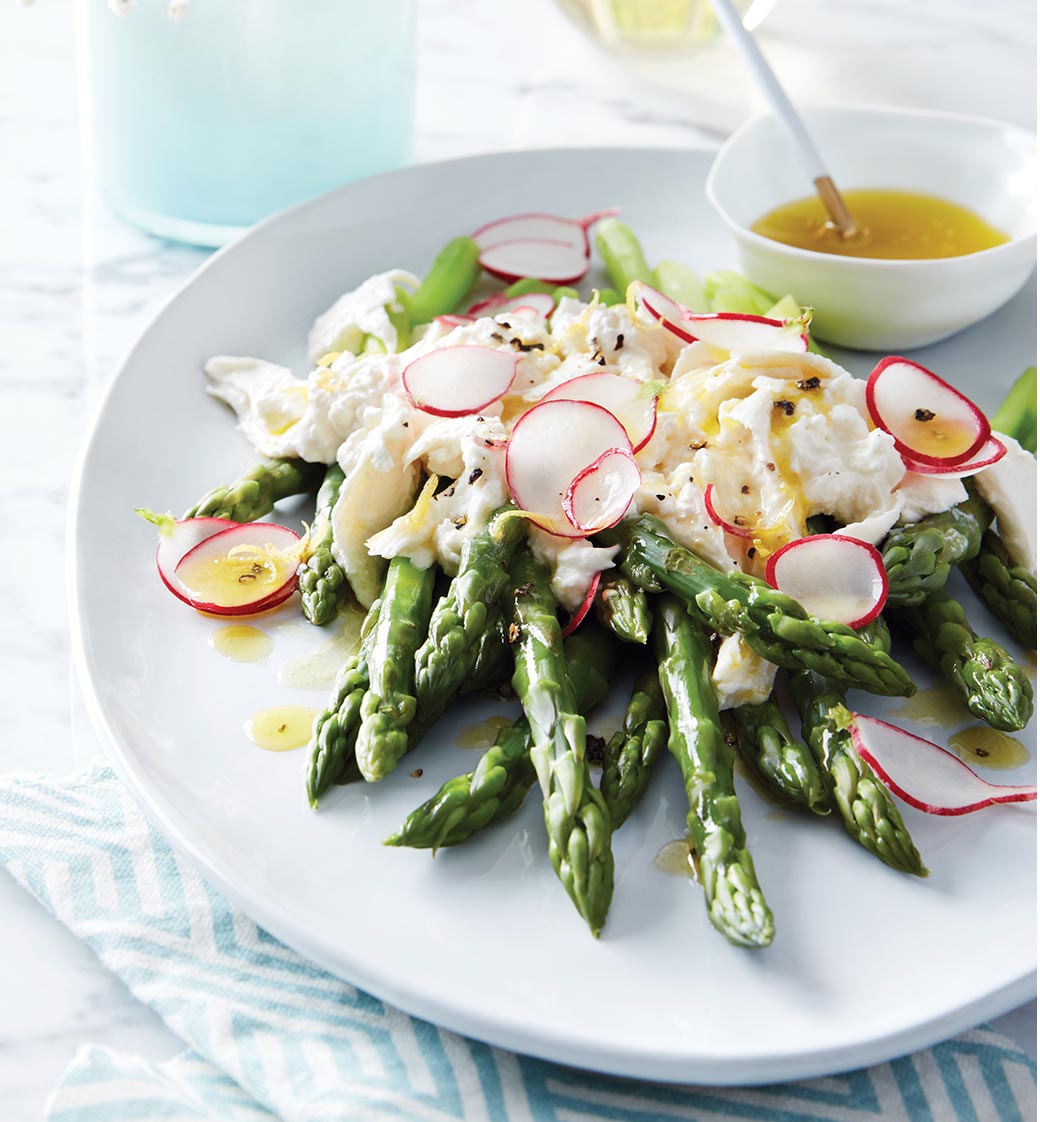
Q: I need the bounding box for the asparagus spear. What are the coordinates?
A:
[386,627,616,850]
[730,695,830,814]
[891,588,1034,731]
[704,270,776,315]
[463,615,513,695]
[354,557,437,782]
[652,260,707,312]
[789,620,927,876]
[305,595,382,806]
[959,529,1037,648]
[298,464,349,625]
[184,457,324,522]
[509,549,615,935]
[881,484,991,606]
[991,365,1037,454]
[594,574,651,645]
[616,515,915,697]
[594,218,655,294]
[655,596,774,947]
[600,666,668,830]
[413,510,527,727]
[407,236,482,327]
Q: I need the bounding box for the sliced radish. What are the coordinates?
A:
[564,448,641,534]
[682,313,808,353]
[541,372,658,453]
[562,571,602,639]
[901,436,1007,478]
[467,291,556,319]
[473,213,589,254]
[402,346,518,418]
[137,510,241,599]
[866,357,990,467]
[849,715,1037,816]
[159,520,303,615]
[765,534,888,628]
[479,239,589,285]
[433,314,476,330]
[505,400,636,538]
[703,483,755,540]
[636,284,698,344]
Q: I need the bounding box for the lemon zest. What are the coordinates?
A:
[316,351,343,368]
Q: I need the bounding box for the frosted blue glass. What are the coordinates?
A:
[79,0,416,245]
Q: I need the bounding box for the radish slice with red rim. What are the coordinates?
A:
[473,213,589,254]
[703,483,755,540]
[137,510,242,600]
[682,313,809,353]
[402,346,518,418]
[901,436,1007,478]
[479,239,590,285]
[540,371,659,453]
[850,715,1037,815]
[433,314,476,330]
[467,291,556,319]
[561,570,602,639]
[505,399,636,538]
[564,448,641,534]
[157,520,303,615]
[765,533,888,628]
[636,283,697,343]
[866,357,990,467]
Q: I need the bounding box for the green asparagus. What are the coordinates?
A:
[354,558,437,782]
[991,365,1037,454]
[960,529,1037,648]
[730,695,830,814]
[387,628,617,850]
[616,515,915,697]
[408,236,482,327]
[892,587,1034,731]
[509,550,615,935]
[881,484,991,606]
[594,574,651,645]
[184,458,324,522]
[298,464,349,625]
[594,218,655,293]
[600,666,668,829]
[790,620,927,876]
[305,596,382,806]
[704,270,776,315]
[655,597,774,947]
[413,510,527,727]
[652,260,708,312]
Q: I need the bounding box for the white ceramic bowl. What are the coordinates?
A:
[706,105,1037,350]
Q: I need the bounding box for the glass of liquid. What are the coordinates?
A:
[77,0,416,247]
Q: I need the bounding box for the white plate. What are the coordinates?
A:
[70,147,1037,1085]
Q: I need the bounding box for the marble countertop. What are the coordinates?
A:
[0,0,1034,1115]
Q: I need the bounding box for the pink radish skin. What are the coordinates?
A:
[765,534,888,628]
[467,291,556,319]
[168,521,302,615]
[849,715,1037,816]
[702,483,755,540]
[433,314,477,330]
[152,515,240,605]
[682,313,808,354]
[561,571,602,639]
[866,357,990,467]
[473,213,590,254]
[563,448,641,534]
[901,436,1007,478]
[402,346,519,418]
[479,239,590,285]
[637,284,698,343]
[541,371,659,453]
[505,399,635,538]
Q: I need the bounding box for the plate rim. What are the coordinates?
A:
[67,145,1038,1086]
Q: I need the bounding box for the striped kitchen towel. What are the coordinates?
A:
[0,763,1035,1122]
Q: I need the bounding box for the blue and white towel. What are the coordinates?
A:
[0,763,1034,1122]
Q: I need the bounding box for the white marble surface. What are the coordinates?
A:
[0,0,1035,1116]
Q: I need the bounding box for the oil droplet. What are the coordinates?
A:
[888,683,967,730]
[245,705,318,752]
[653,838,700,881]
[948,726,1031,771]
[209,624,273,664]
[456,715,515,749]
[278,607,367,691]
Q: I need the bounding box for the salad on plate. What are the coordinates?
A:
[140,214,1038,948]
